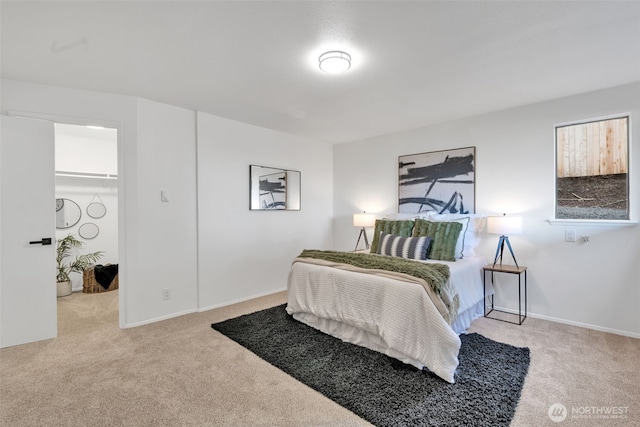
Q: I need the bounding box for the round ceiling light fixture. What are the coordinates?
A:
[318,50,351,74]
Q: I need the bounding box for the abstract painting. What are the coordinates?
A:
[398,146,475,214]
[250,165,301,211]
[259,171,287,210]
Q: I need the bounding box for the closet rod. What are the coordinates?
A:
[55,170,118,180]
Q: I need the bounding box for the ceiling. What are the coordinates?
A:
[2,1,639,144]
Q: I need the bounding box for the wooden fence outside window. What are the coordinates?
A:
[556,117,628,178]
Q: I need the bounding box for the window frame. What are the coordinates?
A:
[553,113,634,225]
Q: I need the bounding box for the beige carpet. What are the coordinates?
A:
[0,290,638,426]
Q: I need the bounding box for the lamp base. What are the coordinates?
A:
[493,235,519,268]
[354,227,370,251]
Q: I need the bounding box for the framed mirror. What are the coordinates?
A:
[250,165,301,210]
[87,202,106,219]
[87,193,107,219]
[55,198,82,229]
[78,222,99,239]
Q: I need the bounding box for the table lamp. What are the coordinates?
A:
[353,212,376,251]
[487,214,523,267]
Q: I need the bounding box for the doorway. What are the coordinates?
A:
[54,123,119,328]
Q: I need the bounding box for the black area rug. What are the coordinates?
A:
[211,304,530,427]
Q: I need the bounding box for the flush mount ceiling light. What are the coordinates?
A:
[318,50,351,73]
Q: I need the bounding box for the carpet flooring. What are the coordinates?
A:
[212,304,530,427]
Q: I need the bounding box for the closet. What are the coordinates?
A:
[55,123,119,294]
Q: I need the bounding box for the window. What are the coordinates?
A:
[555,116,629,220]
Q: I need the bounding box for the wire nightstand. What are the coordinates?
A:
[483,264,527,325]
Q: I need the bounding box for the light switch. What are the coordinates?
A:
[161,190,169,202]
[565,229,575,242]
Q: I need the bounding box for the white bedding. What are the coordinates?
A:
[285,255,489,383]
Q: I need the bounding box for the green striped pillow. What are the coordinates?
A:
[369,219,415,254]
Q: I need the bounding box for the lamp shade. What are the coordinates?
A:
[487,215,523,235]
[353,213,376,228]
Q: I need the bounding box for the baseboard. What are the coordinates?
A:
[123,308,198,329]
[120,288,286,328]
[493,305,640,339]
[198,287,287,313]
[121,293,639,339]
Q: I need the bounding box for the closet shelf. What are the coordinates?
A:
[55,170,117,180]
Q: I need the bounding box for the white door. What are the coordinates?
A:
[1,115,57,348]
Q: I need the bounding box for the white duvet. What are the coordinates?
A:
[286,255,487,383]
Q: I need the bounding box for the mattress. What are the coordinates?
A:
[286,254,490,383]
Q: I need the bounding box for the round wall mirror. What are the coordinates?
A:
[78,222,99,239]
[87,202,107,219]
[55,198,81,229]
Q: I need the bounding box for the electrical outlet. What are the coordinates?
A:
[565,229,576,242]
[162,288,171,301]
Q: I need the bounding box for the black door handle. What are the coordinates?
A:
[29,238,52,246]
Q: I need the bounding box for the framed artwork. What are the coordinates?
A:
[398,146,475,214]
[249,165,301,210]
[259,171,287,210]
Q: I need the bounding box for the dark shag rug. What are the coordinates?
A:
[211,304,530,427]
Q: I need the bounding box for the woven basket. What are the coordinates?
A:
[83,266,119,294]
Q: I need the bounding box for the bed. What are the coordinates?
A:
[285,214,491,383]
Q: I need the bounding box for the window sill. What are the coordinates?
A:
[547,219,638,227]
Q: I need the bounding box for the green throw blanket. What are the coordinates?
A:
[297,250,458,321]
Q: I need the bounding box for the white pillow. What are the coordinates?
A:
[383,212,430,220]
[427,213,487,258]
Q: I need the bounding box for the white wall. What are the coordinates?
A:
[334,82,640,337]
[55,125,118,175]
[129,98,198,325]
[197,112,333,309]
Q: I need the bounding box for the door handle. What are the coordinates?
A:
[29,238,52,246]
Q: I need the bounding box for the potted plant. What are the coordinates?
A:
[56,234,104,297]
